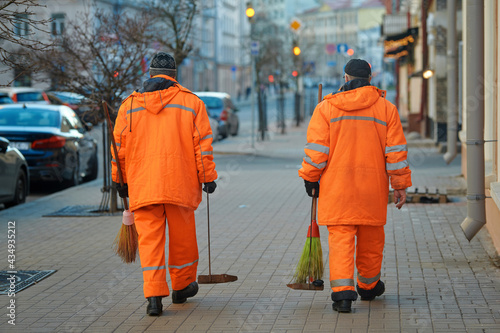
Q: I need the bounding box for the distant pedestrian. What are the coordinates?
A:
[298,59,412,313]
[111,52,218,316]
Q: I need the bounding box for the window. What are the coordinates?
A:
[14,14,29,36]
[13,68,31,87]
[51,13,65,36]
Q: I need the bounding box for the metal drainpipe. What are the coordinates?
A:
[461,0,486,241]
[444,0,458,164]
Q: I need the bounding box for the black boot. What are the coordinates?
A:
[331,290,358,313]
[357,280,385,301]
[146,296,163,316]
[172,282,199,304]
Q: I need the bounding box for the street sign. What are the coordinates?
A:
[290,19,301,31]
[326,44,336,55]
[327,61,337,67]
[337,43,348,54]
[251,41,259,56]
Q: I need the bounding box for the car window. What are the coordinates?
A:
[16,92,45,102]
[199,97,223,109]
[0,96,13,104]
[61,117,71,132]
[62,108,84,130]
[225,98,236,110]
[0,109,60,127]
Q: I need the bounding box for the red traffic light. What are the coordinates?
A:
[268,75,274,83]
[292,70,298,77]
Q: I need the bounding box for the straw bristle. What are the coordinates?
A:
[292,237,324,283]
[113,224,139,263]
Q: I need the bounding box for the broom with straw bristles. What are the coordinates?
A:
[103,101,139,263]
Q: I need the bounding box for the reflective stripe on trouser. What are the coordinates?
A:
[134,203,199,298]
[327,225,385,292]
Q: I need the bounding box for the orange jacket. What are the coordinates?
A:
[111,75,217,211]
[299,84,411,226]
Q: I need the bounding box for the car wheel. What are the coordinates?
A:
[4,169,27,208]
[84,152,98,182]
[231,121,239,136]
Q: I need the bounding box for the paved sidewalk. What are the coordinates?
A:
[1,121,499,333]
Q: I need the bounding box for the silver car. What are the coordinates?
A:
[0,137,29,208]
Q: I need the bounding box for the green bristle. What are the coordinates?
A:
[292,237,324,284]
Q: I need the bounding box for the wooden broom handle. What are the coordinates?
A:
[310,84,321,222]
[318,83,322,105]
[103,101,128,211]
[312,194,317,221]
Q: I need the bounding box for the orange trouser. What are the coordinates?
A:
[327,225,385,293]
[134,203,199,298]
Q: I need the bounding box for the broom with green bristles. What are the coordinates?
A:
[287,189,324,290]
[288,84,325,290]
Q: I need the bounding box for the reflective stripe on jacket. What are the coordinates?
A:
[298,84,412,226]
[111,75,217,211]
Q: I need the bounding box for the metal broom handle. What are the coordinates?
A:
[207,191,212,279]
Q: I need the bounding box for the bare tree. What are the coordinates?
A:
[0,0,53,80]
[31,8,153,114]
[142,0,198,65]
[249,13,293,139]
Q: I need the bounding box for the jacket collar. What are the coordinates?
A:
[140,75,178,93]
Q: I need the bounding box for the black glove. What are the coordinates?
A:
[114,182,129,198]
[203,181,217,194]
[304,180,319,198]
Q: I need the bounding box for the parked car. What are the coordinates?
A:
[47,91,101,125]
[0,104,98,186]
[208,114,220,142]
[0,92,14,104]
[0,87,50,104]
[194,92,239,138]
[0,137,29,208]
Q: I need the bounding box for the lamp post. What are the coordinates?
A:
[246,2,256,148]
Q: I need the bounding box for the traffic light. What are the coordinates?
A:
[268,74,274,83]
[292,70,298,77]
[246,2,255,20]
[292,39,301,56]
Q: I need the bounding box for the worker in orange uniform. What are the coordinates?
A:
[299,59,411,313]
[111,52,218,316]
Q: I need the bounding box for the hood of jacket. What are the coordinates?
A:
[325,79,384,112]
[129,75,181,115]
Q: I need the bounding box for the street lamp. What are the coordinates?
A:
[423,69,434,79]
[246,1,256,148]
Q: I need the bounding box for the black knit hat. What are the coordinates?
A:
[149,52,176,78]
[150,52,176,70]
[344,59,371,78]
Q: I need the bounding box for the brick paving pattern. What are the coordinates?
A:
[0,121,498,332]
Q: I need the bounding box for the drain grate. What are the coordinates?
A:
[0,270,56,294]
[389,186,448,204]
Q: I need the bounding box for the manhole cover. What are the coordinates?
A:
[43,205,122,217]
[0,270,56,294]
